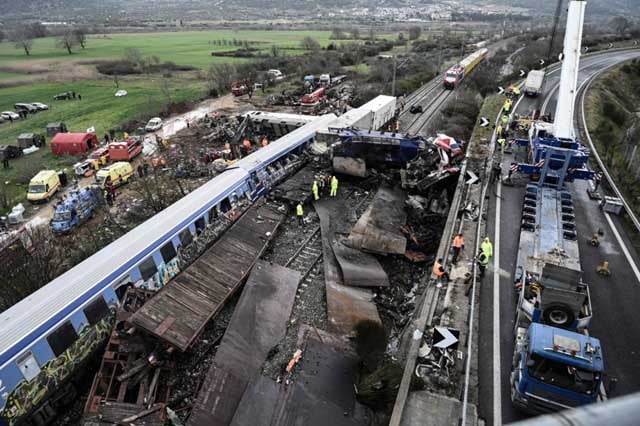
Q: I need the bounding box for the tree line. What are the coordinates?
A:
[0,23,88,56]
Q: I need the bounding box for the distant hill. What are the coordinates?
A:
[0,0,638,24]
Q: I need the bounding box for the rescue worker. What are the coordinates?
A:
[491,161,502,184]
[432,258,450,282]
[513,86,521,96]
[497,138,506,151]
[296,202,304,226]
[312,180,319,201]
[501,114,509,125]
[496,124,503,138]
[481,237,493,260]
[477,250,489,279]
[452,233,465,264]
[591,233,600,247]
[330,175,338,197]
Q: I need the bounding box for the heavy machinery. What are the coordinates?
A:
[508,0,606,414]
[50,187,101,234]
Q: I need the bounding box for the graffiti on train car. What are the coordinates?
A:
[0,309,116,425]
[135,258,181,291]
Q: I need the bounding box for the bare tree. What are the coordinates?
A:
[57,30,78,54]
[300,36,321,51]
[409,26,422,41]
[124,47,143,65]
[206,63,237,92]
[10,27,34,56]
[73,27,88,49]
[330,28,347,40]
[609,16,630,35]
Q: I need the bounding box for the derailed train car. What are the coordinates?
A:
[0,114,337,426]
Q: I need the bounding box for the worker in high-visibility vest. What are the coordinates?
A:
[312,180,319,201]
[496,124,503,138]
[497,138,506,151]
[432,258,450,282]
[481,237,493,260]
[513,86,521,96]
[477,250,489,279]
[330,175,339,197]
[452,233,465,264]
[296,202,304,226]
[501,114,509,125]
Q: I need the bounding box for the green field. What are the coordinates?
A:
[0,76,206,210]
[0,30,343,70]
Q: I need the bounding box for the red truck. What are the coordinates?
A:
[231,80,251,96]
[108,137,142,161]
[300,87,326,107]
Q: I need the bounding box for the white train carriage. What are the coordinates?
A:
[0,113,336,426]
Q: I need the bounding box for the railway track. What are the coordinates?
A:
[284,226,323,281]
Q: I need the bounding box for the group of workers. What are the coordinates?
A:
[312,175,339,201]
[296,175,339,226]
[432,234,494,284]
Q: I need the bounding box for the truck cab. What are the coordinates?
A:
[511,323,603,414]
[50,188,99,233]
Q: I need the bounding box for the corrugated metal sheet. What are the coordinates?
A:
[314,199,381,335]
[348,186,407,255]
[130,204,286,351]
[187,261,300,425]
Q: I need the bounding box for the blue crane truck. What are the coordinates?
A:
[508,121,605,413]
[50,187,101,233]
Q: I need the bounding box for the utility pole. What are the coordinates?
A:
[392,55,397,97]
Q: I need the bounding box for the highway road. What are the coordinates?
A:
[477,48,640,425]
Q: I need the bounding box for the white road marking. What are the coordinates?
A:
[493,180,502,426]
[603,212,640,284]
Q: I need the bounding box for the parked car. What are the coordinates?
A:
[145,117,163,132]
[410,105,423,114]
[115,90,128,97]
[1,111,20,121]
[15,103,38,114]
[54,92,73,100]
[30,102,49,111]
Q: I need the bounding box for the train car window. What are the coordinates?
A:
[179,228,193,246]
[83,297,109,326]
[251,172,260,185]
[139,257,158,281]
[47,321,79,357]
[160,241,177,263]
[195,217,206,234]
[16,351,41,381]
[220,198,231,213]
[208,205,219,222]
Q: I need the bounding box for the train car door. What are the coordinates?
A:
[16,351,41,381]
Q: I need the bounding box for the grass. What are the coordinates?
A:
[469,94,502,152]
[0,30,348,70]
[0,71,23,81]
[0,76,206,210]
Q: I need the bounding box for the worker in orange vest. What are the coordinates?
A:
[432,258,449,282]
[452,233,465,264]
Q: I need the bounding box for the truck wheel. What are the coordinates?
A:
[542,304,575,328]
